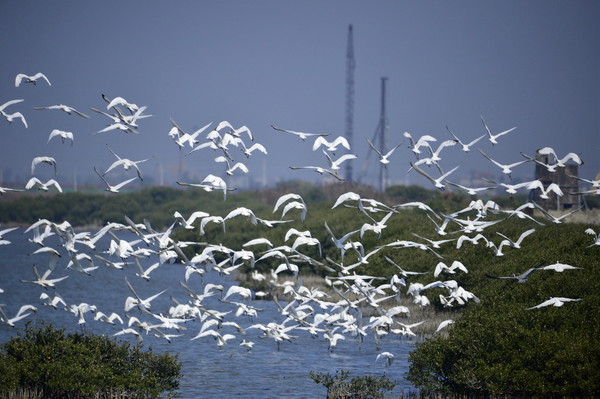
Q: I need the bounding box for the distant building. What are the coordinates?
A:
[531,153,580,210]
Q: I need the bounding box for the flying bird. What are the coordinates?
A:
[480,115,516,145]
[103,145,151,180]
[527,297,581,310]
[486,262,544,283]
[47,129,74,145]
[479,149,528,178]
[366,138,402,166]
[25,177,62,192]
[33,104,90,118]
[271,125,330,141]
[446,125,485,152]
[94,166,138,193]
[15,72,51,87]
[410,162,459,191]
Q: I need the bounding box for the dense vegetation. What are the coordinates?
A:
[310,370,395,399]
[0,323,181,399]
[1,181,599,397]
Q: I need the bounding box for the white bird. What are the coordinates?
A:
[94,311,124,325]
[33,104,90,118]
[0,99,24,113]
[540,261,583,273]
[177,174,233,200]
[240,141,267,158]
[222,285,252,301]
[280,201,307,222]
[376,351,395,367]
[0,99,27,127]
[20,265,68,289]
[15,72,51,87]
[94,122,138,135]
[225,207,258,225]
[134,258,161,281]
[367,138,402,166]
[435,319,455,333]
[312,135,350,152]
[532,202,582,224]
[585,228,600,247]
[480,115,516,145]
[31,156,57,175]
[323,151,358,171]
[199,215,226,236]
[0,304,37,327]
[289,165,343,180]
[537,147,583,167]
[360,211,395,239]
[479,149,528,178]
[527,297,581,310]
[446,125,485,152]
[271,125,330,141]
[0,226,19,245]
[403,132,437,157]
[434,261,468,277]
[103,145,151,180]
[526,181,563,199]
[0,185,23,195]
[124,277,166,314]
[39,292,67,309]
[214,120,254,141]
[105,95,139,113]
[410,162,459,191]
[215,156,249,176]
[47,129,74,145]
[485,262,544,283]
[446,180,497,196]
[495,229,535,250]
[412,139,457,166]
[25,177,62,193]
[94,167,138,193]
[1,110,28,128]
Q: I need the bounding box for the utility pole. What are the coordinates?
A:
[377,77,389,192]
[345,24,355,182]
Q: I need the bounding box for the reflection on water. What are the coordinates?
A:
[0,232,417,398]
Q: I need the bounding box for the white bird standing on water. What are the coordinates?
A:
[15,72,51,87]
[480,115,516,145]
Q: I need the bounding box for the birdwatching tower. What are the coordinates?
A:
[345,25,355,182]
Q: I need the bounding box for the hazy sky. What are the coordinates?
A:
[0,1,598,191]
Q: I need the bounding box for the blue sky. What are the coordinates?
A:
[0,1,598,191]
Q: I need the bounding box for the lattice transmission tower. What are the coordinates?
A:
[345,24,355,182]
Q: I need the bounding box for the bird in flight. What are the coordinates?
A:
[486,262,544,283]
[15,72,51,87]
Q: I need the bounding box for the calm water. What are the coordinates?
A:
[0,230,417,398]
